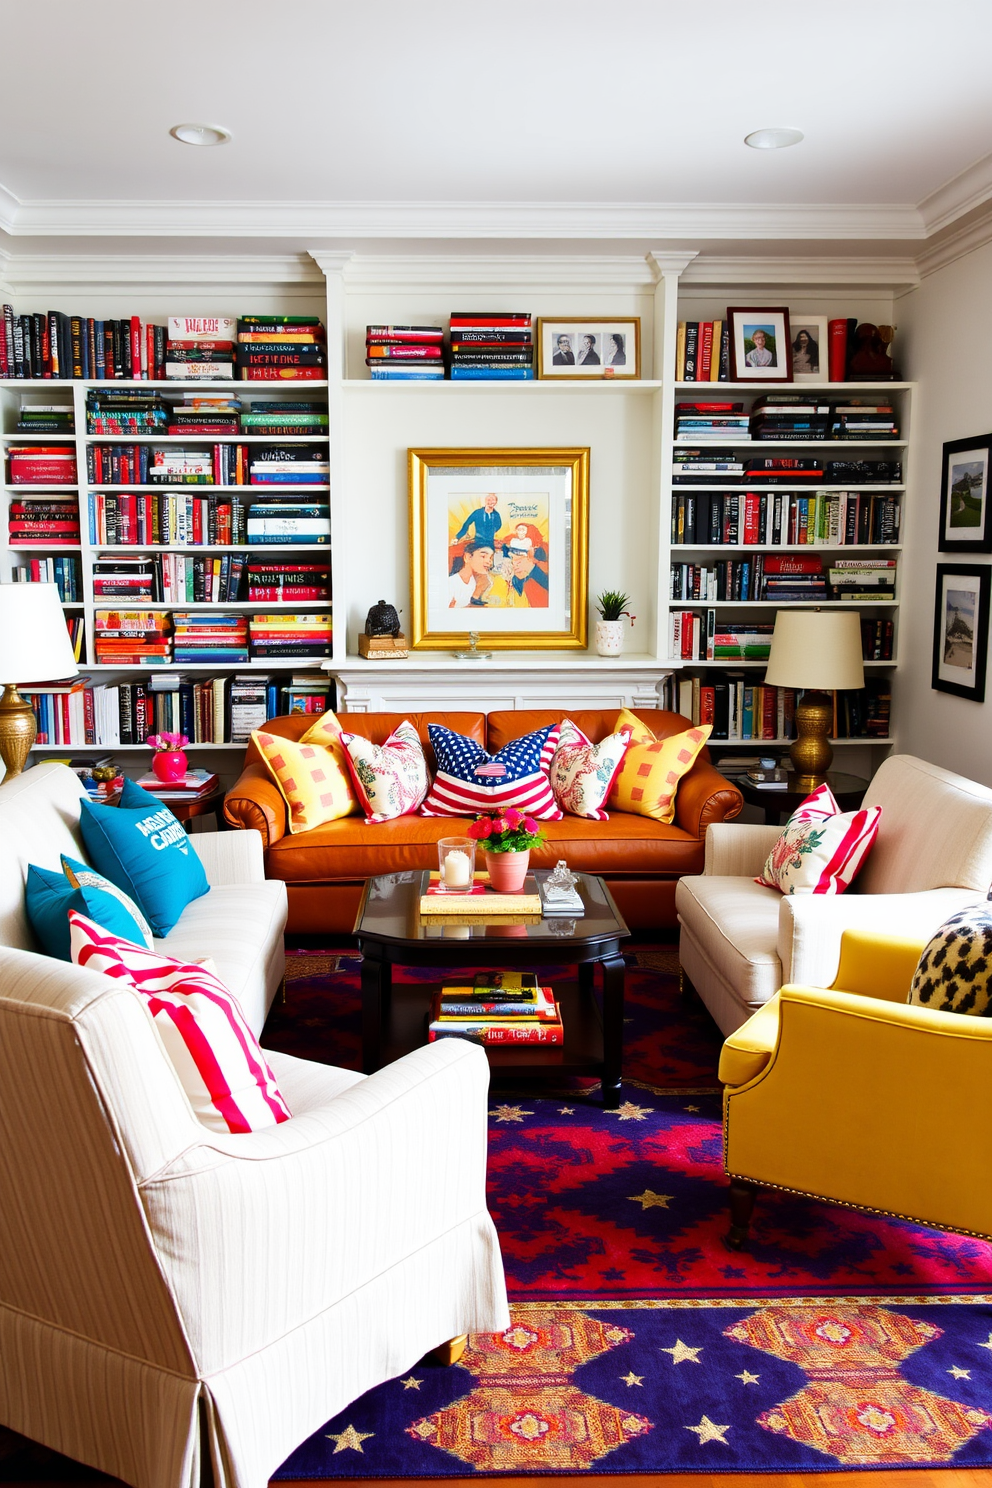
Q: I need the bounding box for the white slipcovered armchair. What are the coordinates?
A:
[676,754,992,1034]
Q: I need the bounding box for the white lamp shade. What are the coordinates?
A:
[763,609,865,692]
[0,585,79,684]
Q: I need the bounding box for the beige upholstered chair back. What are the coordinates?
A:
[859,754,992,895]
[0,763,89,952]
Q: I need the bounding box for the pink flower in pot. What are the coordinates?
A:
[148,732,189,785]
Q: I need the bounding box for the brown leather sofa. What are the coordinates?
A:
[223,708,743,934]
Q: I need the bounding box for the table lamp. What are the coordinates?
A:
[763,609,865,789]
[0,585,79,780]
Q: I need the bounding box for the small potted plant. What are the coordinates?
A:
[594,591,635,656]
[466,806,546,893]
[147,732,189,785]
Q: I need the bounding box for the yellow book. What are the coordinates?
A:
[710,320,723,381]
[675,322,687,381]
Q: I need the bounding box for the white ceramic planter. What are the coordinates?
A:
[595,619,625,657]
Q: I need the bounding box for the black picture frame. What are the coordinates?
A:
[937,433,992,553]
[931,562,991,702]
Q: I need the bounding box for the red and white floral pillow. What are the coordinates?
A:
[338,720,430,824]
[548,718,632,820]
[69,911,292,1134]
[756,782,881,896]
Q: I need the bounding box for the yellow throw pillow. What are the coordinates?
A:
[607,709,712,823]
[253,716,357,834]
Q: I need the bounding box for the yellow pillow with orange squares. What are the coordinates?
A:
[606,708,712,823]
[252,711,357,834]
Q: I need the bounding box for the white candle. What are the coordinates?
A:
[443,849,472,888]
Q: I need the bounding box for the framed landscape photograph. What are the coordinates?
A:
[931,562,991,702]
[536,318,641,379]
[727,307,793,382]
[937,433,992,553]
[408,447,589,650]
[788,314,829,382]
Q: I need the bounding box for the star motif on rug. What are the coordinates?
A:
[401,1376,423,1389]
[686,1415,731,1445]
[558,1106,575,1115]
[629,1189,674,1210]
[978,1333,992,1353]
[621,1371,644,1386]
[948,1366,971,1379]
[327,1425,373,1453]
[662,1339,702,1364]
[610,1100,652,1121]
[490,1104,533,1123]
[685,1104,700,1112]
[736,1370,760,1385]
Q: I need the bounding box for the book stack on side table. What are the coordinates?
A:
[428,973,564,1046]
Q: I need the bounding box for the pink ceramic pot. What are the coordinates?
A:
[152,749,188,784]
[484,850,530,893]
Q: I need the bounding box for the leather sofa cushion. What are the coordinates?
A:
[242,712,487,775]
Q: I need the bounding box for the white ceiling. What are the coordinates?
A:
[1,0,992,247]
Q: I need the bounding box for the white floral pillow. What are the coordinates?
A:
[338,721,430,824]
[548,718,632,820]
[756,783,881,895]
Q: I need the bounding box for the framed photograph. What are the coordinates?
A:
[727,307,793,382]
[537,318,641,379]
[931,562,991,702]
[409,447,589,650]
[938,433,992,553]
[788,315,829,382]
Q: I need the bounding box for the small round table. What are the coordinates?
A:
[737,771,869,825]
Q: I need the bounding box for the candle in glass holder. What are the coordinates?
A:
[438,837,475,890]
[442,849,471,887]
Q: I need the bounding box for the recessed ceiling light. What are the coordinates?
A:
[744,127,804,150]
[169,123,231,147]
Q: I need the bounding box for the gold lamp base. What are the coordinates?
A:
[0,684,37,780]
[788,689,833,793]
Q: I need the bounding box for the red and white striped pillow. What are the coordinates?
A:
[756,785,881,896]
[69,911,291,1134]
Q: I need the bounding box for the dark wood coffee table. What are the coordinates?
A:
[353,870,630,1108]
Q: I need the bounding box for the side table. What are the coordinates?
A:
[161,788,226,832]
[737,771,869,825]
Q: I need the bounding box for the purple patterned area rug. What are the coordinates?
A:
[266,949,992,1477]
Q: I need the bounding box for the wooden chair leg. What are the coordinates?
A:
[724,1179,759,1251]
[432,1334,468,1366]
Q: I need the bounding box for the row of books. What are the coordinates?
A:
[85,438,329,489]
[8,497,80,544]
[86,493,330,546]
[664,672,892,741]
[92,610,333,666]
[450,313,534,381]
[672,452,902,485]
[15,399,73,433]
[366,325,444,381]
[675,397,899,441]
[670,556,898,604]
[79,390,329,435]
[162,317,327,382]
[23,671,332,747]
[7,554,83,600]
[675,317,891,384]
[427,974,563,1046]
[92,554,330,604]
[7,445,78,484]
[670,598,894,663]
[671,490,901,547]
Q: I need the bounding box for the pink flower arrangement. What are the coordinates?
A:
[466,806,545,854]
[147,732,189,754]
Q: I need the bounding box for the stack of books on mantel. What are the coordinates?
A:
[428,973,563,1046]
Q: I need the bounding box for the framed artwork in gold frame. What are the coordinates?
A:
[536,318,641,379]
[409,447,589,651]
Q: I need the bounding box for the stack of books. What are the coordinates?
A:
[246,497,330,544]
[165,317,237,381]
[229,674,272,741]
[16,399,74,434]
[149,448,214,484]
[761,555,827,601]
[94,555,157,601]
[710,623,775,660]
[134,767,219,802]
[365,325,444,381]
[7,445,78,484]
[828,558,897,601]
[246,561,330,601]
[281,674,333,714]
[675,402,749,442]
[249,446,329,486]
[427,974,564,1046]
[744,456,824,482]
[824,458,901,485]
[248,612,333,661]
[167,395,242,436]
[86,389,170,434]
[750,395,830,440]
[448,313,533,380]
[672,447,745,483]
[831,402,899,440]
[172,612,249,665]
[236,316,326,381]
[9,554,82,600]
[94,610,172,666]
[240,400,328,436]
[8,496,80,545]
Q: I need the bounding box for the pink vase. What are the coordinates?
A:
[484,850,530,893]
[152,749,188,785]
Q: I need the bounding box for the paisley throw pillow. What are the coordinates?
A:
[756,785,881,895]
[338,721,430,824]
[549,718,632,820]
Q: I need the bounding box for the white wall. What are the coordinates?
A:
[895,239,992,785]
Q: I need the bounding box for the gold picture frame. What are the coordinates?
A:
[409,447,589,651]
[537,318,641,379]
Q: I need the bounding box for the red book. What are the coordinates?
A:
[763,554,824,574]
[130,317,142,380]
[697,323,713,381]
[146,323,155,381]
[828,319,849,383]
[761,687,776,740]
[742,492,760,545]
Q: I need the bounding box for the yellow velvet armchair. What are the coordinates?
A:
[719,928,992,1248]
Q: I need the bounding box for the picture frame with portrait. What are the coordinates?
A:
[727,307,793,382]
[408,447,589,650]
[937,433,992,554]
[931,563,991,702]
[536,318,641,379]
[788,315,829,382]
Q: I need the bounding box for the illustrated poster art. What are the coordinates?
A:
[447,489,551,610]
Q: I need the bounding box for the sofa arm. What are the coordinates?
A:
[674,761,743,840]
[703,822,781,876]
[223,761,287,846]
[190,829,266,886]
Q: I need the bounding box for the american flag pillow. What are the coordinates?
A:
[420,723,563,820]
[69,911,292,1134]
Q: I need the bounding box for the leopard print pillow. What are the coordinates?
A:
[908,905,992,1015]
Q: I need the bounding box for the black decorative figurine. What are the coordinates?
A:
[365,600,401,638]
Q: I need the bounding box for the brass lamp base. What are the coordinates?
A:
[788,689,833,792]
[0,683,37,780]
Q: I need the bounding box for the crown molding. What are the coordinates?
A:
[0,180,20,236]
[0,252,323,292]
[916,201,992,280]
[918,149,992,236]
[681,254,920,287]
[336,253,665,290]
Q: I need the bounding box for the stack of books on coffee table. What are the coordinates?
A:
[427,973,563,1046]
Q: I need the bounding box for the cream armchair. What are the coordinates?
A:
[0,945,509,1488]
[676,754,992,1034]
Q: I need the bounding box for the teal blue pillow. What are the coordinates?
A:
[26,859,154,962]
[79,778,209,937]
